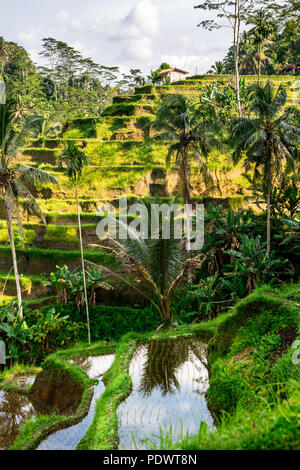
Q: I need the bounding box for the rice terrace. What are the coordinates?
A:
[0,0,299,460]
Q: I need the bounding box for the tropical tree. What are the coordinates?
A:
[195,0,256,116]
[151,94,219,205]
[0,99,58,318]
[147,63,171,84]
[39,113,63,147]
[207,60,225,74]
[58,141,91,343]
[225,234,286,293]
[91,199,200,326]
[247,9,274,83]
[230,80,300,254]
[0,37,13,75]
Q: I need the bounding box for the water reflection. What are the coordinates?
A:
[0,389,35,450]
[0,355,115,451]
[118,338,214,450]
[37,355,115,450]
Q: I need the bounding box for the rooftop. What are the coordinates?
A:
[157,67,189,77]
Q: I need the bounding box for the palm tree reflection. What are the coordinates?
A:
[139,338,193,397]
[0,390,35,449]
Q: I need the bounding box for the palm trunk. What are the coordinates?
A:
[4,190,23,318]
[161,297,171,324]
[266,147,272,255]
[234,49,242,117]
[234,0,242,117]
[182,148,191,251]
[182,147,190,206]
[267,182,271,255]
[75,178,91,344]
[182,147,193,283]
[258,45,262,84]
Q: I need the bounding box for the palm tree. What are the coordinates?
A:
[39,116,63,148]
[0,37,13,75]
[230,81,300,254]
[207,61,225,75]
[58,141,91,344]
[151,95,219,205]
[248,9,274,83]
[0,100,58,318]
[91,199,200,326]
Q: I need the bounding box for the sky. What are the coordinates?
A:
[1,0,233,76]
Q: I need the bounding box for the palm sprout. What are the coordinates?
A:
[230,80,300,253]
[0,99,58,317]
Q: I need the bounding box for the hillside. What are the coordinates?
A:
[0,74,299,302]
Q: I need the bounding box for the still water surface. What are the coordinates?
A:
[37,354,115,450]
[117,337,214,449]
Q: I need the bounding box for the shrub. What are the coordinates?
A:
[61,303,161,341]
[0,302,83,366]
[44,225,78,243]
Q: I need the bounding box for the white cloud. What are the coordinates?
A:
[55,1,160,63]
[11,0,231,74]
[18,28,41,47]
[69,41,97,58]
[115,0,159,62]
[123,37,154,61]
[121,0,159,38]
[56,9,91,32]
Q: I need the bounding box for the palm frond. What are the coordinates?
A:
[13,179,47,224]
[17,164,59,186]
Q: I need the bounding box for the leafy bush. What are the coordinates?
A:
[0,301,83,366]
[60,303,161,341]
[45,265,110,308]
[44,225,78,243]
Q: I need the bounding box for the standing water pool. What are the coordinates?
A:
[37,354,115,450]
[0,379,36,450]
[117,337,214,449]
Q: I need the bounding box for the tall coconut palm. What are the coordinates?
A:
[0,100,58,317]
[151,94,219,205]
[230,81,300,254]
[248,9,274,83]
[58,141,91,344]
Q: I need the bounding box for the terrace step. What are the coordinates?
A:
[0,246,118,276]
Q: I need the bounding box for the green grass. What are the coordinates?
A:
[77,333,138,450]
[63,118,99,139]
[102,101,155,118]
[31,164,152,198]
[0,225,36,246]
[149,283,300,451]
[84,141,167,167]
[44,225,78,243]
[0,271,45,292]
[0,245,119,268]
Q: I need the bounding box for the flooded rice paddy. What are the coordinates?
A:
[117,337,214,449]
[37,354,115,450]
[0,382,36,450]
[0,355,114,450]
[1,338,213,450]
